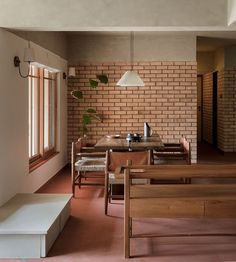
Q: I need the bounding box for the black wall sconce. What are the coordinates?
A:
[62,67,76,80]
[14,46,35,78]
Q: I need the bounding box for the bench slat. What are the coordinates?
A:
[128,165,236,179]
[130,199,204,218]
[130,184,236,198]
[130,199,236,218]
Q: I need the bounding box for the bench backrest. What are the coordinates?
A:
[125,164,236,219]
[124,164,236,258]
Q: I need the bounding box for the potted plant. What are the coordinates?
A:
[71,74,108,135]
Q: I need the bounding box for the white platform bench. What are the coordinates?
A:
[0,193,72,258]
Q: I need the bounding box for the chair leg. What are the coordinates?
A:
[71,165,76,197]
[104,173,109,215]
[78,173,82,189]
[108,184,111,203]
[72,183,75,197]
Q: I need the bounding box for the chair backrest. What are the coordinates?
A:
[180,136,191,164]
[106,150,151,172]
[71,141,79,165]
[71,137,87,164]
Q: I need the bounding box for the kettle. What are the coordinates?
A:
[144,122,152,137]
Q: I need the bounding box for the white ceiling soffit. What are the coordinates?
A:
[228,0,236,26]
[0,0,232,31]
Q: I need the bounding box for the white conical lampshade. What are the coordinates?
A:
[24,47,35,62]
[68,67,76,77]
[116,70,145,86]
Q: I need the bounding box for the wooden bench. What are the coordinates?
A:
[124,164,236,258]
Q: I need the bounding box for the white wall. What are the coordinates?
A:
[11,31,68,60]
[224,45,236,68]
[214,47,225,71]
[0,29,68,206]
[197,48,225,74]
[197,51,215,74]
[68,33,196,63]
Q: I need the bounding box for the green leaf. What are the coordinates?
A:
[71,90,83,99]
[97,74,108,84]
[90,114,101,122]
[82,125,88,134]
[86,108,97,114]
[82,114,91,125]
[89,79,98,89]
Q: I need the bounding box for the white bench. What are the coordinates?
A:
[0,193,72,258]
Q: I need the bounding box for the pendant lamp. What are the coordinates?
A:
[116,32,144,87]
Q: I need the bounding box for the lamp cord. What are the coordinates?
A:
[130,31,134,71]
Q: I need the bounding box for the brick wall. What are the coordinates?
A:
[221,69,236,152]
[217,70,224,151]
[202,73,213,144]
[202,69,236,152]
[68,61,197,162]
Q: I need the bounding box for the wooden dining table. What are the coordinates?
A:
[94,134,164,151]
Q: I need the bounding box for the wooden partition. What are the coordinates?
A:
[124,164,236,258]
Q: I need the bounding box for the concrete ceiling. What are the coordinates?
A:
[0,0,230,30]
[4,0,236,53]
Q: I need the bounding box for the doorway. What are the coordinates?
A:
[212,71,218,147]
[197,75,203,142]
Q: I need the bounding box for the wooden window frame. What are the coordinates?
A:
[29,67,40,163]
[29,66,58,171]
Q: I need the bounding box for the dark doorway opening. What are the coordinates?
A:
[197,75,203,142]
[212,71,218,147]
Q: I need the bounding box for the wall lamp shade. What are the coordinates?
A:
[116,70,144,86]
[14,47,35,78]
[116,32,144,87]
[23,47,35,62]
[62,67,76,80]
[68,67,76,77]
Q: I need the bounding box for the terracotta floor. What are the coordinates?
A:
[198,142,236,164]
[2,144,236,262]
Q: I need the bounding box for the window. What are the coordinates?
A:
[28,65,58,168]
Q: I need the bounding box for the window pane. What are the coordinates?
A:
[28,77,32,157]
[44,78,49,150]
[32,77,39,155]
[28,70,39,158]
[49,80,55,148]
[44,72,57,152]
[44,69,49,78]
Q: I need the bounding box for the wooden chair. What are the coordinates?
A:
[153,136,191,183]
[153,136,191,164]
[71,137,106,197]
[104,150,152,215]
